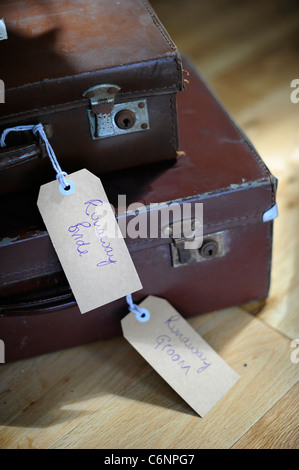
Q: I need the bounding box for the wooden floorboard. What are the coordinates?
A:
[0,308,297,449]
[232,384,299,449]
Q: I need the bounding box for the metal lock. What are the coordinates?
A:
[115,110,136,130]
[200,240,219,259]
[166,223,227,268]
[82,84,150,140]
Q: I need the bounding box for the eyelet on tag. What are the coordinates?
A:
[135,307,151,323]
[59,179,75,196]
[126,294,150,322]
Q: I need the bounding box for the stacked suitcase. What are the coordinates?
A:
[0,0,277,362]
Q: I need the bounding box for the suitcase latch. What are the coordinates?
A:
[165,223,227,268]
[82,84,150,140]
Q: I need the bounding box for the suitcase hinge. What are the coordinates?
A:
[82,84,150,140]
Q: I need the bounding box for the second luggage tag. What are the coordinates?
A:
[1,123,142,314]
[122,295,240,417]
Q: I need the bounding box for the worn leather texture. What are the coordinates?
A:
[0,0,184,194]
[0,58,277,362]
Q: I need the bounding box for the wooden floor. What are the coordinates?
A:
[0,0,298,449]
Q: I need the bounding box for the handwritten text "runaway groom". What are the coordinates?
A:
[68,199,117,267]
[154,315,212,377]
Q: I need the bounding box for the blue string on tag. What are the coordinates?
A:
[0,123,73,193]
[126,294,150,323]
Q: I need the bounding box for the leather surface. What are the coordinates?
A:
[0,0,183,98]
[0,57,276,362]
[0,0,183,193]
[0,94,179,194]
[0,58,276,235]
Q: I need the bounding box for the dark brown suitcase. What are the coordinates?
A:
[0,57,277,363]
[0,0,184,195]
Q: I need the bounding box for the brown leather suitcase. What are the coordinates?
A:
[0,0,184,195]
[0,57,277,363]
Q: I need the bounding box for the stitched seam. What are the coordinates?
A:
[140,0,177,51]
[205,213,260,228]
[139,0,183,89]
[0,86,179,123]
[230,120,269,173]
[169,94,177,154]
[174,54,184,90]
[126,238,165,246]
[119,85,177,95]
[265,221,273,295]
[125,213,262,245]
[4,55,181,94]
[212,95,270,174]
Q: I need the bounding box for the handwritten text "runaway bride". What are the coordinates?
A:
[68,199,117,267]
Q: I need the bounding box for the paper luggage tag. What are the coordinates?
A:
[37,169,142,314]
[121,296,240,417]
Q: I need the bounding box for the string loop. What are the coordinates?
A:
[126,294,150,323]
[0,123,68,189]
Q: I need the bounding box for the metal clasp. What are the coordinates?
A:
[82,84,150,140]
